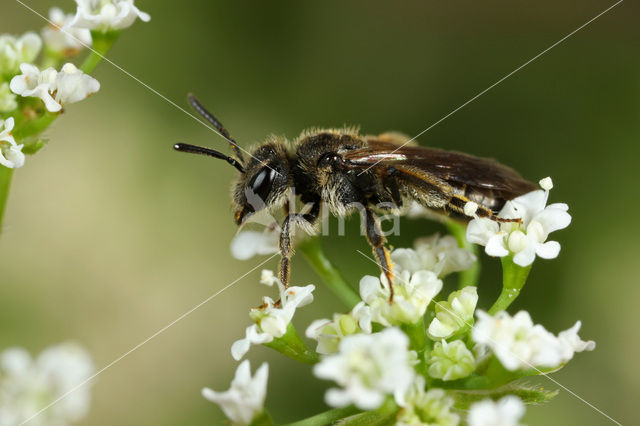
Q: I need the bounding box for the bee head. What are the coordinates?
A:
[174,94,292,226]
[232,142,290,225]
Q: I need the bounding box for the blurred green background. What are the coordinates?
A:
[1,0,639,424]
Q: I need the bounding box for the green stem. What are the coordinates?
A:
[299,237,361,309]
[284,406,361,426]
[13,110,58,140]
[263,323,319,364]
[0,166,14,235]
[81,31,120,74]
[338,398,399,426]
[445,220,480,288]
[488,257,532,314]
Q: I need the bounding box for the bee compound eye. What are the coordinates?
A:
[248,167,276,201]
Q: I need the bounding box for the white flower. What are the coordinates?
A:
[305,302,372,355]
[42,8,92,56]
[428,286,478,339]
[391,234,476,277]
[472,310,595,371]
[0,83,17,112]
[0,32,42,75]
[202,360,268,425]
[0,342,94,426]
[467,396,525,426]
[10,63,100,112]
[466,178,571,267]
[557,320,596,362]
[428,340,475,381]
[68,0,151,32]
[313,327,415,410]
[230,228,279,260]
[397,377,460,426]
[360,270,442,326]
[0,117,25,169]
[231,272,315,360]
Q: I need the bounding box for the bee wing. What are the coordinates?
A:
[343,139,537,201]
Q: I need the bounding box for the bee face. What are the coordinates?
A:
[232,142,291,225]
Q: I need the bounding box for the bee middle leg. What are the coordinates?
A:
[278,201,320,287]
[363,208,395,302]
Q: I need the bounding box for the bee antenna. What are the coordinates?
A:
[173,143,245,173]
[187,93,245,164]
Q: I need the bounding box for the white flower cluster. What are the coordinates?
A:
[10,63,100,113]
[0,342,94,426]
[466,177,571,267]
[0,32,42,76]
[0,1,149,170]
[313,327,415,409]
[42,8,93,57]
[397,377,460,425]
[230,227,280,260]
[391,233,476,277]
[428,286,478,339]
[472,310,595,371]
[305,302,371,354]
[202,360,268,426]
[468,396,525,426]
[231,270,315,360]
[68,0,151,32]
[360,270,442,326]
[209,184,592,424]
[0,118,25,169]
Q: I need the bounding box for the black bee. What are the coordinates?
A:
[175,95,536,292]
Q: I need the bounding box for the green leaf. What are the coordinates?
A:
[263,323,319,364]
[452,383,558,410]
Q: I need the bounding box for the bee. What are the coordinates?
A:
[175,95,536,296]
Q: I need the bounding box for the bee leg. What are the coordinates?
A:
[448,195,523,224]
[364,208,395,302]
[278,202,320,287]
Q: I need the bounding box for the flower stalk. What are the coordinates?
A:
[446,220,480,289]
[299,237,361,309]
[81,31,120,74]
[488,257,532,314]
[0,166,13,234]
[14,110,58,140]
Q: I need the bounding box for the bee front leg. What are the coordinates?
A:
[278,202,320,287]
[364,208,395,302]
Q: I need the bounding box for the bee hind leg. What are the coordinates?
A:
[364,208,395,303]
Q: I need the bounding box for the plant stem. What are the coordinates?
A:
[81,31,120,74]
[13,110,58,140]
[0,166,14,235]
[445,220,480,289]
[299,237,361,309]
[488,257,532,314]
[263,323,319,364]
[284,406,361,426]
